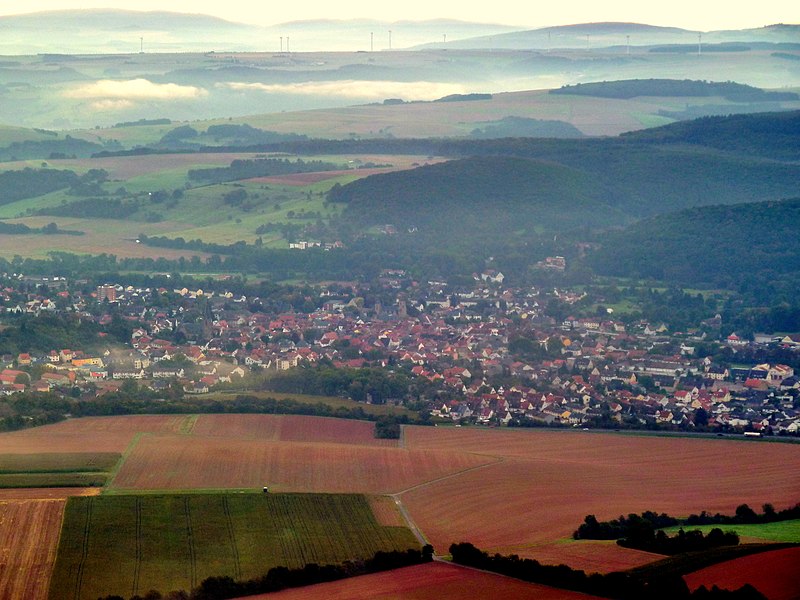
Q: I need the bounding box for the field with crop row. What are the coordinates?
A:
[0,499,65,600]
[48,493,419,600]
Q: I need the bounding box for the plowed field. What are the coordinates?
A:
[243,561,606,600]
[400,427,800,571]
[110,434,495,492]
[190,414,396,446]
[684,547,800,600]
[0,499,65,600]
[0,415,192,454]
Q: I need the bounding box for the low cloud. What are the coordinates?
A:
[221,80,466,101]
[65,79,207,100]
[88,99,134,111]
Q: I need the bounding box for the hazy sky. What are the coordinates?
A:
[1,0,797,31]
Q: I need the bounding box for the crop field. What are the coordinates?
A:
[400,427,800,571]
[48,492,419,600]
[108,433,495,492]
[0,499,66,600]
[661,519,800,543]
[0,415,194,454]
[683,546,800,600]
[252,561,605,600]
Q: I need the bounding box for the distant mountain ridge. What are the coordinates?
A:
[413,21,800,50]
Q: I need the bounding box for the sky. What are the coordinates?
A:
[1,0,797,31]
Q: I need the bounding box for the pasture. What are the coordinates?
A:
[48,492,419,600]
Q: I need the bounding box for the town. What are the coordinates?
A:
[1,267,797,437]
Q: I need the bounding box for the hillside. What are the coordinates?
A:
[588,198,800,296]
[328,155,625,242]
[316,111,800,221]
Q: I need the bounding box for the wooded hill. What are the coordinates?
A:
[323,111,800,244]
[588,198,800,301]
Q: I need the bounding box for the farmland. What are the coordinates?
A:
[0,415,798,596]
[0,452,119,488]
[48,492,419,600]
[107,433,495,492]
[252,560,606,600]
[683,546,800,600]
[0,499,66,600]
[660,519,800,543]
[399,427,800,570]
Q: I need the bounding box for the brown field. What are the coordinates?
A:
[109,434,496,492]
[190,414,396,446]
[0,415,194,454]
[400,427,800,571]
[0,488,100,500]
[684,547,800,600]
[242,561,605,600]
[0,499,66,600]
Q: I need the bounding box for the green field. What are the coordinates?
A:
[661,520,800,543]
[0,452,119,488]
[49,492,419,600]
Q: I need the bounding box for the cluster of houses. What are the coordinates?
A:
[1,273,798,435]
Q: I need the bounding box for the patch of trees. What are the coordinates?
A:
[551,79,798,102]
[686,503,800,526]
[574,512,679,540]
[97,547,432,600]
[37,198,139,220]
[449,542,767,600]
[261,366,413,404]
[0,221,82,236]
[434,93,493,102]
[0,136,104,161]
[187,157,339,184]
[470,116,584,139]
[113,118,171,128]
[618,527,739,555]
[0,168,77,206]
[159,125,198,143]
[203,123,308,145]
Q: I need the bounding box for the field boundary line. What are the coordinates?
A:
[222,495,242,579]
[393,454,505,496]
[184,497,197,589]
[132,496,142,597]
[103,432,145,491]
[73,496,93,600]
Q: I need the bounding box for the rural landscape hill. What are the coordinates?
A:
[0,9,799,600]
[413,21,800,50]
